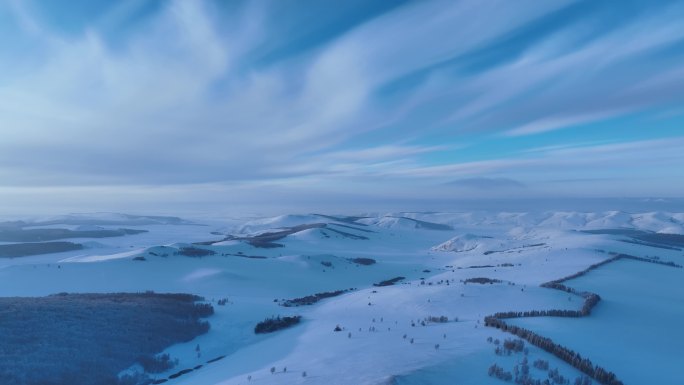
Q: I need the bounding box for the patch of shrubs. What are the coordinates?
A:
[484,317,622,385]
[177,247,216,257]
[488,363,513,381]
[464,277,502,284]
[138,353,178,374]
[533,359,550,371]
[574,375,593,385]
[280,289,351,307]
[424,315,450,323]
[254,316,302,334]
[548,368,569,384]
[349,257,376,265]
[503,338,525,353]
[118,372,153,385]
[373,276,405,287]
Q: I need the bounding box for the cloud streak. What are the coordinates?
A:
[0,0,683,213]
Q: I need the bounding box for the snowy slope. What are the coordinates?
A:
[0,211,682,385]
[431,233,492,252]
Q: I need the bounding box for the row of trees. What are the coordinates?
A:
[484,317,622,385]
[177,247,216,257]
[424,315,450,323]
[617,253,682,268]
[489,290,600,321]
[488,342,594,385]
[138,353,177,374]
[483,248,684,385]
[279,289,351,307]
[464,277,502,284]
[373,276,405,287]
[543,251,681,292]
[542,256,621,286]
[483,257,624,385]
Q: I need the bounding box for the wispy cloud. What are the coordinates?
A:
[504,110,625,136]
[446,177,525,190]
[0,0,683,213]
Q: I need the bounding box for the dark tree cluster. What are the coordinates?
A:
[424,315,450,323]
[138,353,178,374]
[144,354,226,384]
[543,252,681,290]
[483,250,638,385]
[488,296,600,320]
[373,276,405,287]
[580,294,601,316]
[503,338,525,353]
[547,368,569,384]
[489,353,592,385]
[488,364,513,381]
[617,253,682,268]
[176,247,216,257]
[349,257,376,265]
[254,315,302,334]
[168,368,193,379]
[280,289,352,307]
[533,359,550,371]
[574,375,593,385]
[512,356,533,384]
[0,292,213,385]
[464,277,502,284]
[542,256,621,286]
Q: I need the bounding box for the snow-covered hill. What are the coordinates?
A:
[431,233,492,252]
[0,210,682,385]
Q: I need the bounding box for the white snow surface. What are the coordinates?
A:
[430,233,491,252]
[0,210,682,385]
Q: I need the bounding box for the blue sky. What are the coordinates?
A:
[1,0,684,215]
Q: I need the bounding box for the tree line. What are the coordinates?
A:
[483,249,683,385]
[484,317,622,385]
[279,289,353,307]
[482,255,627,384]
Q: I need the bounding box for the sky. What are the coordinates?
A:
[1,0,684,216]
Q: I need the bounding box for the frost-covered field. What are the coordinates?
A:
[0,211,682,385]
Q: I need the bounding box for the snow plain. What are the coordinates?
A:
[0,211,682,385]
